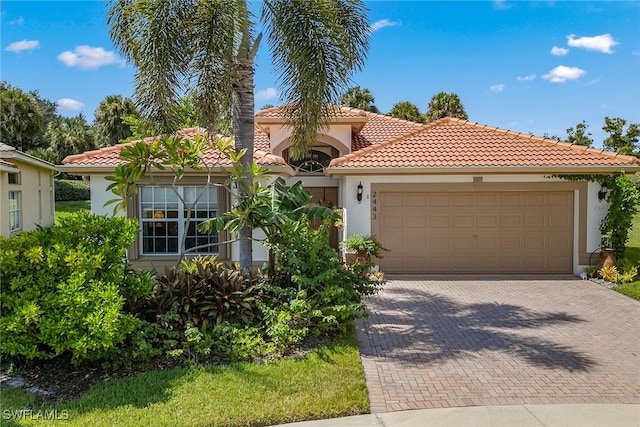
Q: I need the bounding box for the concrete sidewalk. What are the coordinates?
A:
[276,404,640,427]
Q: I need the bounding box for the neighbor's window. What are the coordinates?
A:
[139,186,219,255]
[8,172,20,185]
[9,191,21,232]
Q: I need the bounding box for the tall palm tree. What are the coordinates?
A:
[340,86,379,112]
[0,87,43,151]
[94,94,139,147]
[107,0,370,271]
[425,92,468,123]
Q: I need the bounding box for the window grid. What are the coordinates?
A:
[9,191,21,232]
[139,186,218,255]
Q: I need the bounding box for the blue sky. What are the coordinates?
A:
[2,1,639,147]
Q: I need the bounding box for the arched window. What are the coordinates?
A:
[284,147,338,174]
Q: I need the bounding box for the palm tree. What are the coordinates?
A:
[425,92,468,123]
[94,94,139,147]
[107,0,370,271]
[0,87,43,151]
[388,101,424,123]
[46,115,98,164]
[340,86,379,112]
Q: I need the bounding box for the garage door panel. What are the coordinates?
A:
[406,195,427,207]
[429,195,451,206]
[430,216,450,227]
[502,215,522,227]
[453,216,474,227]
[378,190,573,274]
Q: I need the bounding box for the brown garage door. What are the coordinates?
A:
[377,191,573,274]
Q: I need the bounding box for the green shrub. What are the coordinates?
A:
[0,213,145,363]
[210,322,273,361]
[55,179,90,201]
[139,257,262,331]
[263,217,383,340]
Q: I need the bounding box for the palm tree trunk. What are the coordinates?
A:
[232,58,255,273]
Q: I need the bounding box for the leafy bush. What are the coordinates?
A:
[55,179,90,201]
[263,217,383,341]
[0,213,145,363]
[138,257,262,331]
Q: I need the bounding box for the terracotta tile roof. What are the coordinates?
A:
[330,118,640,169]
[351,111,426,151]
[62,127,287,167]
[255,104,368,118]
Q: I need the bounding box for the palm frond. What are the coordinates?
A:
[262,0,370,158]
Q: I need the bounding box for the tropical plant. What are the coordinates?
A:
[340,86,379,112]
[45,114,98,163]
[602,116,640,158]
[341,233,388,263]
[566,120,593,147]
[107,0,370,271]
[0,86,43,151]
[388,101,425,123]
[425,91,468,123]
[94,94,139,146]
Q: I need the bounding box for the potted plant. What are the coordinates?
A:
[341,234,388,264]
[598,231,616,269]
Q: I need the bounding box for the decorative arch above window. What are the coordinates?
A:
[284,146,339,174]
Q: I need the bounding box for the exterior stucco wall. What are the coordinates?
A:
[0,160,54,237]
[270,124,352,156]
[89,175,124,217]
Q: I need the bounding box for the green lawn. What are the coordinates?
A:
[55,200,90,222]
[0,326,368,427]
[613,213,640,301]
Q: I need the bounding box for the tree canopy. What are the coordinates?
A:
[425,92,468,123]
[94,95,139,147]
[340,86,379,113]
[565,120,593,147]
[603,117,639,157]
[388,101,424,123]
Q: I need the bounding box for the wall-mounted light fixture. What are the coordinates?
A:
[357,182,363,202]
[598,182,608,201]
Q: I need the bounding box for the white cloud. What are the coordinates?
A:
[542,65,585,83]
[517,74,536,82]
[493,1,512,10]
[9,17,25,26]
[490,84,505,93]
[567,34,618,54]
[255,87,278,101]
[56,98,84,110]
[371,19,400,32]
[5,40,39,53]
[551,46,569,56]
[57,45,122,69]
[633,51,640,56]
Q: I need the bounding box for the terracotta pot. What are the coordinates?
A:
[597,248,616,269]
[355,249,371,264]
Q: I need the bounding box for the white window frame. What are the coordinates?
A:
[9,191,21,232]
[139,186,219,256]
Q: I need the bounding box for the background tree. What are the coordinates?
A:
[94,95,139,147]
[340,86,379,112]
[0,86,43,151]
[565,120,593,147]
[425,92,468,123]
[45,114,97,164]
[107,0,369,271]
[388,101,424,123]
[602,117,639,157]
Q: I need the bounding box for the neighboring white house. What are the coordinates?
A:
[60,106,640,275]
[0,142,57,237]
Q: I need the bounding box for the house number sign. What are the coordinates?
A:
[371,190,377,220]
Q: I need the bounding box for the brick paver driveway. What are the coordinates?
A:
[355,276,640,413]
